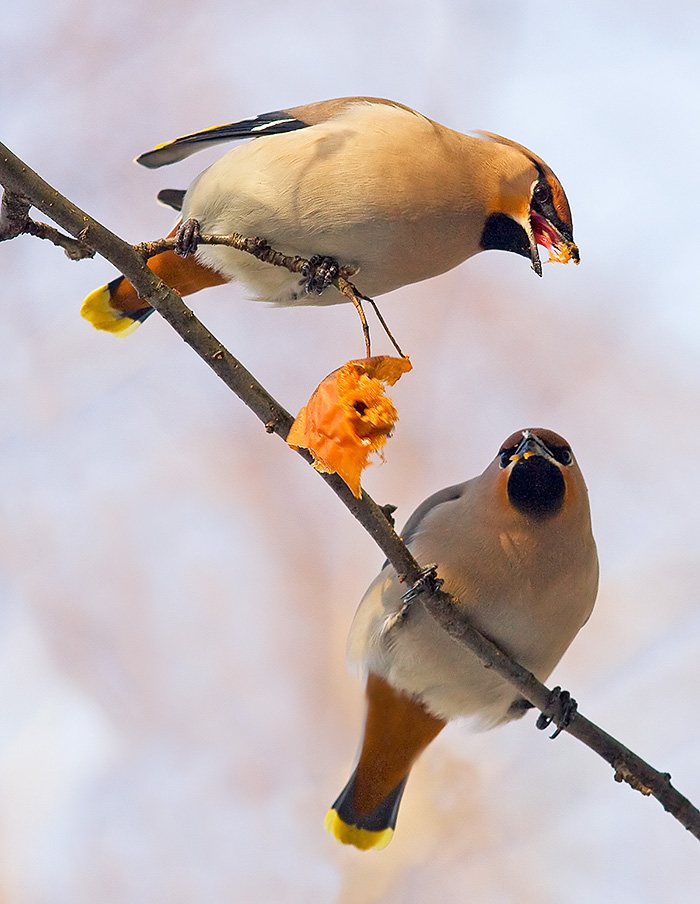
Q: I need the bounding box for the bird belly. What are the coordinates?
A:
[353,558,595,728]
[379,605,523,727]
[180,109,484,305]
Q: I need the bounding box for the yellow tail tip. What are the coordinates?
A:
[324,809,394,851]
[81,284,143,336]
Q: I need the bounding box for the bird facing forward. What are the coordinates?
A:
[326,428,598,850]
[81,97,579,335]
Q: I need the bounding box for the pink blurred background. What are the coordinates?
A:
[2,2,700,901]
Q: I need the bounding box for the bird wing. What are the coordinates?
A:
[399,482,465,549]
[136,97,414,169]
[136,111,309,168]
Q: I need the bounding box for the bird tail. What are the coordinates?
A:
[324,769,408,851]
[81,276,155,335]
[324,673,445,851]
[81,240,227,335]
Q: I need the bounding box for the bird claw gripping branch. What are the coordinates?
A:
[301,254,341,295]
[174,217,201,257]
[400,564,444,604]
[380,566,444,638]
[536,686,578,739]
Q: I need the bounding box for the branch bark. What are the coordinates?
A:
[138,232,404,357]
[0,185,94,259]
[1,140,699,841]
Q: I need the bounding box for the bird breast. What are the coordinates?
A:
[181,103,501,303]
[351,512,597,726]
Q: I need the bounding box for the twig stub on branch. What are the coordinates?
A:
[0,187,95,259]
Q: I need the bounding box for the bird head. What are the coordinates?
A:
[495,428,581,519]
[475,132,579,276]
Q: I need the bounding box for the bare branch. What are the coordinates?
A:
[1,139,699,842]
[0,190,30,240]
[0,186,94,259]
[138,231,318,276]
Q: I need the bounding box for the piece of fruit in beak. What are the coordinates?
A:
[287,356,412,497]
[530,210,580,265]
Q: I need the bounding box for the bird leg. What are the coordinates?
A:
[536,686,578,738]
[174,217,201,257]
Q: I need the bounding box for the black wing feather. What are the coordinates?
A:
[136,111,309,169]
[156,188,186,211]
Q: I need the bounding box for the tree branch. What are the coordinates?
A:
[1,140,699,841]
[138,232,404,357]
[0,186,94,259]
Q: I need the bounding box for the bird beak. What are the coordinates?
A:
[526,223,543,277]
[529,210,580,274]
[508,430,554,464]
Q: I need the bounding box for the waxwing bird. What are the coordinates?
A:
[326,428,598,850]
[81,97,579,335]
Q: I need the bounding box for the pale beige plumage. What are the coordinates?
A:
[82,97,578,333]
[180,100,551,304]
[327,428,598,850]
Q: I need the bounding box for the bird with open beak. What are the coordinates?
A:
[81,98,579,335]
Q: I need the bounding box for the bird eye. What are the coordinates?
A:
[499,449,514,468]
[533,182,551,204]
[552,447,573,466]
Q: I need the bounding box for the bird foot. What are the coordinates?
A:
[302,255,341,295]
[400,565,443,604]
[175,218,201,257]
[536,686,577,739]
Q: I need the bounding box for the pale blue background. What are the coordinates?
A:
[2,2,700,901]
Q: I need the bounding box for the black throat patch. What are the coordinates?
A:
[507,457,565,518]
[480,212,531,259]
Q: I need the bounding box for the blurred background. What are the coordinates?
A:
[2,1,700,901]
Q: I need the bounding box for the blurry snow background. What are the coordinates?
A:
[2,1,700,902]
